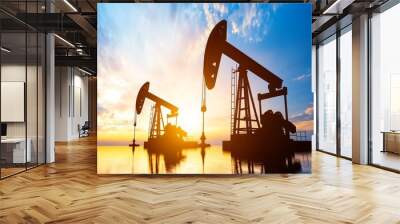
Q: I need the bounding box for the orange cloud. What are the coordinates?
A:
[293,120,313,131]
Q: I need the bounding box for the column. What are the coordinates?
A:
[352,14,369,164]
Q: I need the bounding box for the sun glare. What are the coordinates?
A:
[175,107,202,139]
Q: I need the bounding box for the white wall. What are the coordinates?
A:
[55,67,70,141]
[1,66,26,132]
[1,65,40,138]
[55,67,89,141]
[72,73,89,138]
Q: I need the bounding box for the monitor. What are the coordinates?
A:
[1,123,7,137]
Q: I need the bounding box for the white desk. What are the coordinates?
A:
[1,138,31,163]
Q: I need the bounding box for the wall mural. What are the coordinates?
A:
[97,3,313,174]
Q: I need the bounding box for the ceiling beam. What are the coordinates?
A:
[322,0,356,14]
[55,55,96,71]
[67,13,97,44]
[13,13,82,32]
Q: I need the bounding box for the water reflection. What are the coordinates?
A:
[97,145,311,174]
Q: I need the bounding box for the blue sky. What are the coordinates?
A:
[97,3,312,145]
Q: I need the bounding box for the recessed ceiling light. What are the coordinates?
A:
[322,0,354,15]
[54,34,75,48]
[78,67,93,76]
[63,0,78,12]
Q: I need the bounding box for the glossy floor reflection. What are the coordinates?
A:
[372,151,400,171]
[97,145,311,174]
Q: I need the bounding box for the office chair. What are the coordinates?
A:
[79,121,90,138]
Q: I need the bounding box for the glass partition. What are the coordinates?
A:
[1,30,28,177]
[27,31,38,169]
[339,26,352,158]
[370,3,400,171]
[38,32,45,165]
[317,35,337,154]
[0,1,46,179]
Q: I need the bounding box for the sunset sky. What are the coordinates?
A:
[98,3,312,146]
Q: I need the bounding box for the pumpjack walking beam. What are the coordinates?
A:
[203,20,287,136]
[203,20,283,92]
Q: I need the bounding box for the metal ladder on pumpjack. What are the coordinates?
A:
[231,66,237,135]
[148,105,155,139]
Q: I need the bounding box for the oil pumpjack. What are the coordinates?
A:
[203,20,304,151]
[135,82,198,148]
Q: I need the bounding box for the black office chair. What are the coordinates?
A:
[79,121,90,138]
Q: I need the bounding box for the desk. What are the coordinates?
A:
[1,138,31,163]
[382,131,400,154]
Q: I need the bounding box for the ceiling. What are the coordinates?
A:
[311,0,390,43]
[0,0,394,74]
[0,0,98,74]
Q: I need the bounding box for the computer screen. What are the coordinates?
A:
[1,123,7,137]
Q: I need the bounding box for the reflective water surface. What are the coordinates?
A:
[97,145,311,174]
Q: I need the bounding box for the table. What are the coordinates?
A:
[382,131,400,154]
[1,138,31,163]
